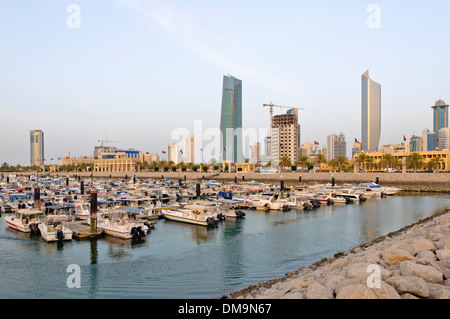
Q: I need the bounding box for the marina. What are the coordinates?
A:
[0,174,449,298]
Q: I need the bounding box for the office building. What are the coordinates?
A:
[352,140,362,158]
[220,75,243,164]
[409,135,422,152]
[432,99,449,148]
[30,130,44,166]
[326,133,346,161]
[168,143,180,164]
[361,70,381,152]
[438,127,450,151]
[182,135,195,164]
[94,149,142,173]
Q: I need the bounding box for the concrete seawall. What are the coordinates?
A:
[19,171,450,192]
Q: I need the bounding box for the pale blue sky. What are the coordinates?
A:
[1,0,450,165]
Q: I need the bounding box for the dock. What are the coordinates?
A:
[67,221,103,239]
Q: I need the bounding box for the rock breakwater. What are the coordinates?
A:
[227,208,450,299]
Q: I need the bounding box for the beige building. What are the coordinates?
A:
[354,150,450,172]
[142,153,159,164]
[94,150,142,173]
[60,156,95,166]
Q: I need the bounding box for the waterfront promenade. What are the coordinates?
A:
[227,207,450,299]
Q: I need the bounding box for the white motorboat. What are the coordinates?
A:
[95,210,151,239]
[73,202,90,220]
[163,205,219,226]
[38,215,73,242]
[4,209,43,233]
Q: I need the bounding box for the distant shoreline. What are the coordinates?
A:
[5,171,450,193]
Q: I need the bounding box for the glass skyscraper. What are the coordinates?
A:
[30,129,44,166]
[432,99,449,148]
[361,70,381,152]
[220,75,243,163]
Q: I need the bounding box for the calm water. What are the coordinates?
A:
[0,193,449,299]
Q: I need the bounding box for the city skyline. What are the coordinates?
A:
[1,1,450,165]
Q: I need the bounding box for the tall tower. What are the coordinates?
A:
[220,75,243,163]
[271,109,299,167]
[432,99,449,149]
[361,70,381,152]
[30,130,44,166]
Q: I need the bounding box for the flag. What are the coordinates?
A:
[403,135,407,142]
[224,147,227,152]
[355,138,360,144]
[162,151,166,154]
[200,148,203,152]
[280,144,284,149]
[36,159,40,161]
[50,158,54,160]
[180,150,183,155]
[314,141,319,145]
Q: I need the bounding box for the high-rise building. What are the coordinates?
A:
[438,127,450,151]
[220,75,243,164]
[264,136,271,157]
[326,133,346,161]
[250,142,260,163]
[361,70,381,152]
[30,130,44,166]
[168,143,180,164]
[271,109,299,167]
[409,135,422,152]
[184,136,195,163]
[352,139,362,158]
[299,142,313,157]
[422,129,430,152]
[432,99,449,148]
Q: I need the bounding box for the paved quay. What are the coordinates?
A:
[225,208,450,299]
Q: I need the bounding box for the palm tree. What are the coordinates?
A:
[426,158,437,171]
[392,157,401,171]
[328,159,338,172]
[314,154,327,172]
[296,155,309,172]
[356,154,367,172]
[406,153,424,173]
[336,156,348,172]
[279,156,291,172]
[434,156,443,172]
[381,153,394,171]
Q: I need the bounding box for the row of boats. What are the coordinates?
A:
[0,174,401,242]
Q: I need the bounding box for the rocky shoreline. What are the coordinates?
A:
[226,207,450,299]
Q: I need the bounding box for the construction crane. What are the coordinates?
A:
[263,102,304,120]
[97,139,118,147]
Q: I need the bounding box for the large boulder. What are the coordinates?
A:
[385,275,430,298]
[382,248,414,266]
[305,282,334,299]
[399,261,443,284]
[336,282,400,299]
[405,237,436,256]
[436,249,450,261]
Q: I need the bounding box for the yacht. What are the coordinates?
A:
[4,209,43,233]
